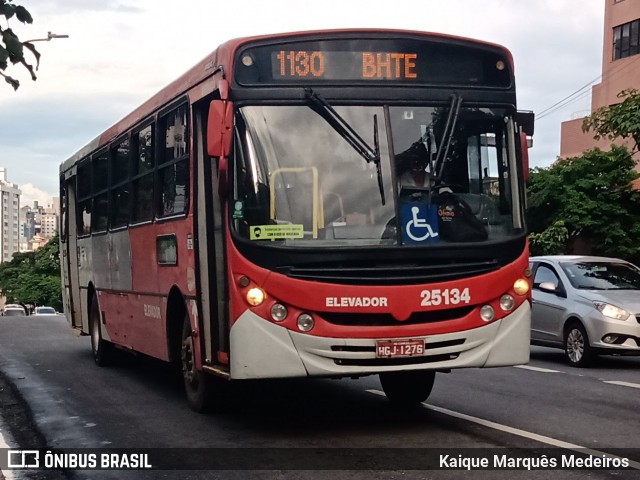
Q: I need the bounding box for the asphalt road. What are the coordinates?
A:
[1,314,639,480]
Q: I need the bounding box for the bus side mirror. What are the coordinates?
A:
[516,111,534,182]
[207,99,233,157]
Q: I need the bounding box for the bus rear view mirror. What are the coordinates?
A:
[516,110,534,136]
[207,99,233,157]
[516,111,534,182]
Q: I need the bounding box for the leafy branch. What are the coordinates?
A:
[0,0,40,90]
[582,88,640,153]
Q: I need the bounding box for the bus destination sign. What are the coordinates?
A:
[235,37,511,87]
[274,50,419,81]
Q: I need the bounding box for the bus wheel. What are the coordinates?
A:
[379,370,436,407]
[89,294,114,366]
[181,319,213,412]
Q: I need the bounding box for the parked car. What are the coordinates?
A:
[530,255,640,367]
[33,306,58,316]
[2,304,27,316]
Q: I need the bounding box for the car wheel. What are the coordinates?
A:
[379,370,436,408]
[564,322,593,367]
[89,294,114,366]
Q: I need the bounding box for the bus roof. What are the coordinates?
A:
[60,28,514,173]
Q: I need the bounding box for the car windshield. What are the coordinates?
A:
[4,309,24,316]
[232,104,523,247]
[560,261,640,290]
[36,307,56,314]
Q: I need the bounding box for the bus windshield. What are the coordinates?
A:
[232,104,523,247]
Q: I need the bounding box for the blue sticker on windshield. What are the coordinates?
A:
[400,201,439,244]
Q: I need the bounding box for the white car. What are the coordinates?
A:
[2,304,27,316]
[530,255,640,367]
[33,306,59,316]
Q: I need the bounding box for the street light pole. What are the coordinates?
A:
[23,31,69,43]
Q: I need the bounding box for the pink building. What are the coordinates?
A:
[560,0,640,180]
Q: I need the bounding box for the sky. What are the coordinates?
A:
[0,0,605,207]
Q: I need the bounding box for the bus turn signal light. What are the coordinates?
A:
[513,279,529,296]
[246,287,266,306]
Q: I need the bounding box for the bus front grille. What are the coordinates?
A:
[278,260,498,285]
[320,306,475,326]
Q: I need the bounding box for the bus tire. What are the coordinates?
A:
[379,370,436,407]
[181,318,214,412]
[89,294,114,367]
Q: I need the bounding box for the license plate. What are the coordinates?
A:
[376,339,425,358]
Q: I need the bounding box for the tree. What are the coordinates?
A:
[0,0,39,90]
[582,88,640,153]
[0,235,62,310]
[528,221,569,256]
[527,146,640,259]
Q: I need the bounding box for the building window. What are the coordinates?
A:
[613,18,640,60]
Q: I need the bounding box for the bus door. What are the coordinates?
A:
[193,98,229,368]
[61,173,83,330]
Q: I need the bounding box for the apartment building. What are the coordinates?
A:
[19,198,60,252]
[0,168,21,263]
[560,0,640,167]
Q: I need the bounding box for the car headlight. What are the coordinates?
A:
[594,302,630,321]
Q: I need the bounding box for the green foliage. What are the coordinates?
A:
[0,0,39,90]
[527,146,640,259]
[0,235,62,310]
[582,88,640,153]
[529,221,569,256]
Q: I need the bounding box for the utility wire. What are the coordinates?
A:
[536,54,640,120]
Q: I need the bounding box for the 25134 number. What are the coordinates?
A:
[420,288,471,306]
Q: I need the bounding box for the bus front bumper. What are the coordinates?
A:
[229,301,530,380]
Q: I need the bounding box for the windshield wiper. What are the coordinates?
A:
[304,88,385,205]
[435,94,463,179]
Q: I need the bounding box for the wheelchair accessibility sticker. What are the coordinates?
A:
[400,202,439,244]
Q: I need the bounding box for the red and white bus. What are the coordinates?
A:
[59,29,534,411]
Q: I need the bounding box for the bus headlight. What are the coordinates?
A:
[513,279,529,296]
[246,287,265,306]
[271,303,288,322]
[297,313,314,332]
[500,294,515,311]
[480,305,495,322]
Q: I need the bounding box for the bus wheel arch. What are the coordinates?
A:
[166,286,188,365]
[164,287,214,412]
[88,285,114,366]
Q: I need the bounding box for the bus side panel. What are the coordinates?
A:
[109,230,133,291]
[91,235,111,290]
[128,225,159,291]
[100,289,169,361]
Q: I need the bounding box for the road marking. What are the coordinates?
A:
[603,380,640,389]
[514,365,561,373]
[366,389,640,470]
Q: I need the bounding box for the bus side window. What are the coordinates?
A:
[158,105,189,217]
[132,124,154,223]
[77,159,92,236]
